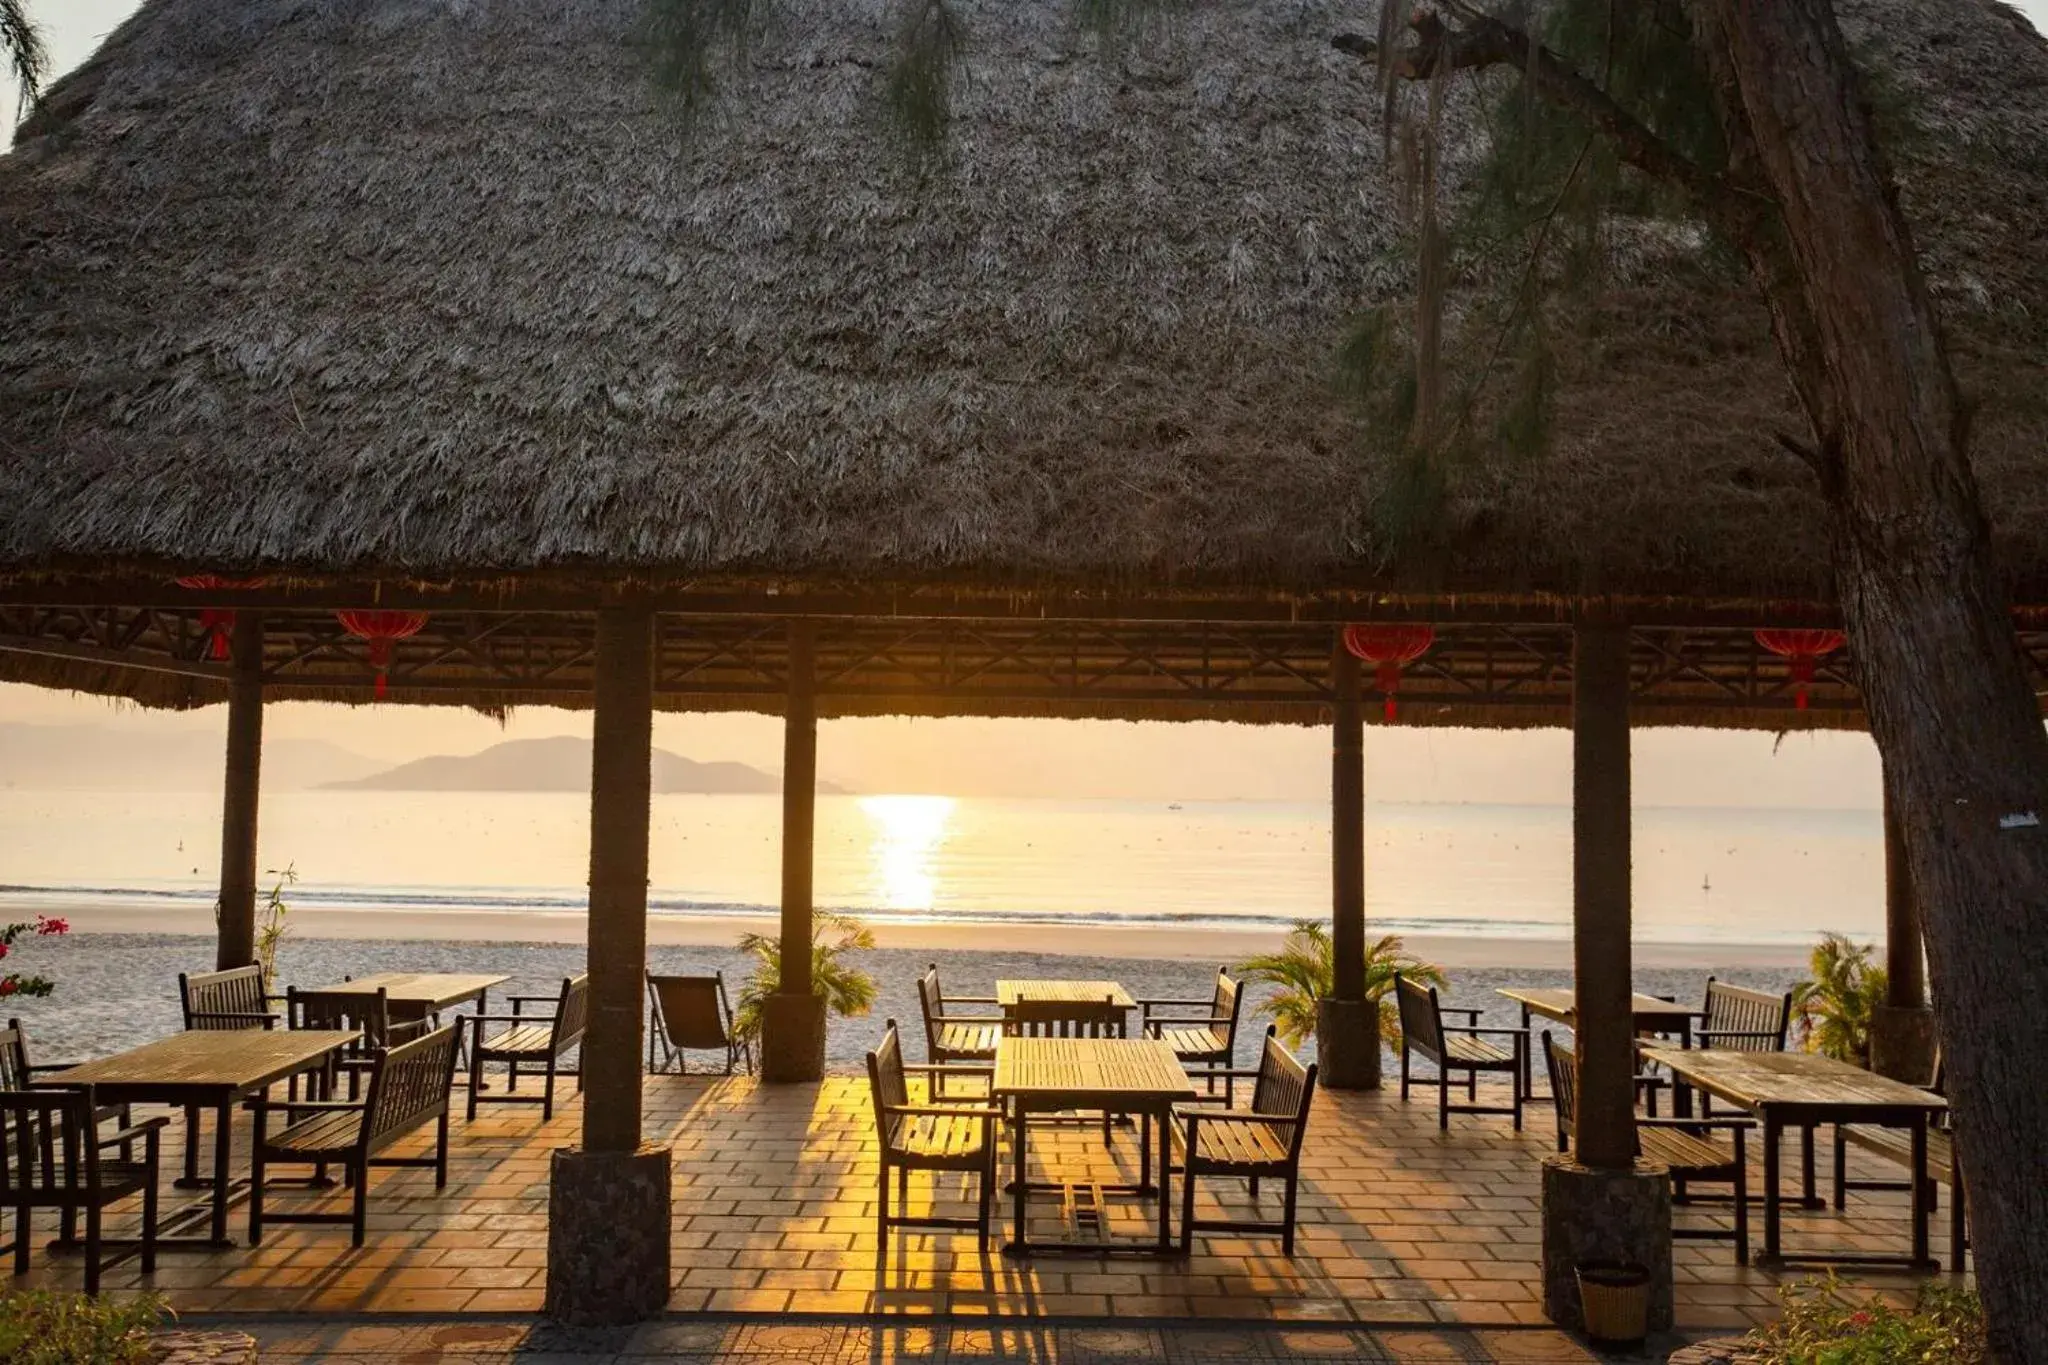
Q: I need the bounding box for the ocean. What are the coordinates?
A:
[0,790,1883,948]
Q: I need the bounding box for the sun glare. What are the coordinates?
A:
[859,794,956,913]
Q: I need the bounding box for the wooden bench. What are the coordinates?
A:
[1395,974,1527,1131]
[248,1025,461,1247]
[1169,1025,1317,1255]
[1832,1063,1966,1271]
[179,965,280,1032]
[1140,969,1245,1103]
[865,1020,998,1260]
[1545,1032,1750,1262]
[0,1085,167,1294]
[466,974,589,1121]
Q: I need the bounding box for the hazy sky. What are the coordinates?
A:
[1,0,2021,806]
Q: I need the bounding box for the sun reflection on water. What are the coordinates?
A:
[859,795,956,913]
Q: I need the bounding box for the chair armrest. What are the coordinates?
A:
[1443,1025,1531,1038]
[1145,1016,1231,1031]
[1173,1107,1293,1124]
[886,1104,1003,1120]
[95,1116,171,1147]
[246,1098,366,1114]
[947,994,1000,1004]
[1139,998,1217,1011]
[1440,1007,1485,1021]
[930,1012,1005,1025]
[902,1063,994,1077]
[468,1013,547,1025]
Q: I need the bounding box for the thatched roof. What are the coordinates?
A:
[1,0,2045,609]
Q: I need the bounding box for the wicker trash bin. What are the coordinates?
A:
[1576,1261,1652,1345]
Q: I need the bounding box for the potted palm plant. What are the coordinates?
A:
[1791,931,1888,1067]
[1237,919,1447,1058]
[732,912,880,1072]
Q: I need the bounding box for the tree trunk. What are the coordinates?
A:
[1702,1,2048,1352]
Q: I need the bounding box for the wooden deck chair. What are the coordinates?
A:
[646,971,752,1075]
[1395,974,1527,1131]
[1170,1026,1317,1255]
[1545,1031,1750,1262]
[1140,969,1246,1103]
[865,1020,997,1262]
[249,1025,462,1248]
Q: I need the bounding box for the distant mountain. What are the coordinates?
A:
[0,722,382,791]
[324,736,846,795]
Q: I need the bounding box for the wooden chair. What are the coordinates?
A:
[1395,974,1527,1131]
[865,1020,998,1260]
[1545,1032,1750,1261]
[248,1025,462,1247]
[288,986,431,1099]
[1832,1058,1966,1271]
[646,971,751,1075]
[1170,1025,1317,1254]
[1675,979,1793,1119]
[2,1018,133,1158]
[0,1085,166,1293]
[916,964,1002,1095]
[1140,969,1245,1103]
[466,974,589,1121]
[1005,996,1125,1144]
[178,964,280,1031]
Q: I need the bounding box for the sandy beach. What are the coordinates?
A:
[0,902,1814,1075]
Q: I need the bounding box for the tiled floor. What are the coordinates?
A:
[18,1072,1957,1333]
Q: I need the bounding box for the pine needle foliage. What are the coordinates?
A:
[638,0,775,131]
[2,0,46,126]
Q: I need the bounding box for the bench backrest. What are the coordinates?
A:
[1394,973,1445,1061]
[0,1085,103,1201]
[1209,970,1245,1051]
[647,972,735,1050]
[1701,978,1792,1051]
[550,974,592,1053]
[0,1022,30,1091]
[864,1020,912,1147]
[915,965,946,1050]
[1248,1026,1318,1159]
[363,1025,460,1156]
[289,986,401,1059]
[1543,1031,1579,1151]
[1005,996,1125,1038]
[180,965,272,1031]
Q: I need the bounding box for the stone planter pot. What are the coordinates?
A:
[150,1330,258,1365]
[1576,1261,1652,1345]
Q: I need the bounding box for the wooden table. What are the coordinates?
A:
[40,1030,360,1248]
[1497,987,1700,1099]
[993,1037,1196,1255]
[1642,1046,1949,1271]
[302,972,507,1018]
[997,980,1137,1033]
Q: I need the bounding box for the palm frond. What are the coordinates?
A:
[1239,921,1448,1052]
[732,911,880,1043]
[2,0,47,126]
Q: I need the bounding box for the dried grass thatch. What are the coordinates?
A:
[0,0,2045,605]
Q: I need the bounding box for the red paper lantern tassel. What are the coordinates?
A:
[1376,661,1402,721]
[198,608,235,661]
[1789,657,1817,710]
[368,639,394,699]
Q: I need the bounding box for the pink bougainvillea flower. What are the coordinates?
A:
[34,916,68,935]
[0,978,18,996]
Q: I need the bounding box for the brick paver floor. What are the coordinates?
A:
[15,1073,1955,1333]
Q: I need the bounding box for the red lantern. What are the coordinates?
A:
[1755,628,1847,710]
[1342,623,1436,721]
[174,575,270,661]
[337,609,429,699]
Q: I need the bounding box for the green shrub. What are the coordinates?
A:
[0,1289,166,1365]
[1746,1277,1984,1364]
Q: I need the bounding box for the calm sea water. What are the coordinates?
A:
[0,792,1880,946]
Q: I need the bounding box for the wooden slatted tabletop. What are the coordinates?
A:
[1498,988,1699,1026]
[41,1029,362,1101]
[1640,1046,1949,1114]
[997,980,1138,1010]
[301,972,508,1012]
[994,1037,1196,1108]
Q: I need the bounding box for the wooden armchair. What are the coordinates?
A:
[1545,1032,1750,1262]
[916,964,1002,1094]
[248,1025,462,1247]
[0,1085,166,1293]
[1170,1025,1317,1254]
[288,986,431,1099]
[865,1020,998,1260]
[178,965,281,1031]
[1395,974,1527,1131]
[647,971,752,1075]
[2,1019,133,1161]
[1140,969,1245,1102]
[466,974,589,1121]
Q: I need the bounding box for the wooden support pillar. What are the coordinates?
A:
[1570,619,1636,1170]
[582,606,653,1154]
[546,605,669,1325]
[1872,770,1938,1081]
[760,620,825,1082]
[215,613,264,971]
[1541,616,1671,1333]
[1318,635,1379,1088]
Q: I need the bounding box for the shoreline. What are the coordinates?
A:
[43,899,1813,971]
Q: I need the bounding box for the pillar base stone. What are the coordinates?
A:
[759,992,827,1083]
[1540,1155,1673,1335]
[544,1144,671,1324]
[1315,998,1381,1090]
[1870,1005,1939,1085]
